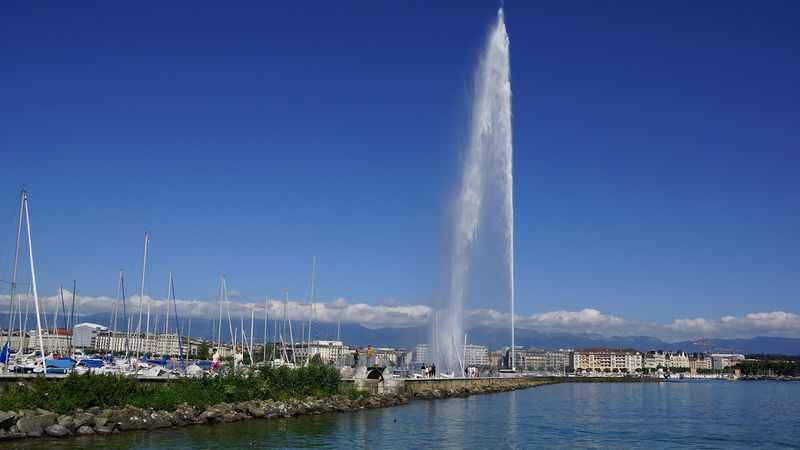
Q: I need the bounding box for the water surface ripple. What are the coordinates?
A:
[6,381,799,449]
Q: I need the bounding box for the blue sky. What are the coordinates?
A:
[2,1,799,330]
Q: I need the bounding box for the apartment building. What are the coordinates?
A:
[572,348,643,372]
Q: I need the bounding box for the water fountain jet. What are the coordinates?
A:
[435,8,515,373]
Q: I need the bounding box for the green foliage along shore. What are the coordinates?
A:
[0,365,342,415]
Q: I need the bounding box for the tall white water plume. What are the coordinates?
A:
[435,8,514,373]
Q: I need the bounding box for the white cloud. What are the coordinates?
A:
[1,292,798,341]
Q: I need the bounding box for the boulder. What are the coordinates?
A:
[73,412,96,428]
[57,415,76,432]
[45,424,71,437]
[76,425,95,435]
[94,425,114,435]
[246,402,265,418]
[172,405,197,426]
[145,411,173,430]
[110,407,147,431]
[220,411,247,423]
[15,412,57,437]
[197,410,217,423]
[94,417,109,428]
[0,411,16,429]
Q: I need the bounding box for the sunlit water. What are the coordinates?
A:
[6,381,799,449]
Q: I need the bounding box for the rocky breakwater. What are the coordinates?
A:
[0,393,410,441]
[408,377,556,400]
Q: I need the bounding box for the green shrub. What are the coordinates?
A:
[0,365,341,414]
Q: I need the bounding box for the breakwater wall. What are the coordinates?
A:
[404,377,556,398]
[347,376,559,397]
[0,392,410,441]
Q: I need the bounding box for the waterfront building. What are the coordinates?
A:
[73,323,107,349]
[488,350,504,369]
[92,331,200,357]
[505,346,526,370]
[0,330,29,351]
[688,353,713,372]
[414,344,433,365]
[290,340,347,365]
[643,351,667,370]
[665,351,690,369]
[39,330,73,354]
[519,348,547,371]
[462,344,490,367]
[373,347,398,366]
[546,350,572,372]
[711,353,745,370]
[572,349,643,373]
[2,329,72,354]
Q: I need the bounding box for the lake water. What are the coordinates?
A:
[6,381,800,449]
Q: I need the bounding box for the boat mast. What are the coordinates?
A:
[51,293,59,354]
[4,191,25,355]
[165,272,171,336]
[285,289,296,365]
[186,307,193,363]
[68,280,76,338]
[145,303,152,355]
[121,271,130,358]
[223,276,234,350]
[272,300,280,362]
[135,232,149,358]
[216,275,223,352]
[233,328,238,372]
[21,191,47,373]
[59,286,68,353]
[263,296,268,363]
[307,256,315,351]
[249,308,255,363]
[239,313,246,364]
[168,273,184,370]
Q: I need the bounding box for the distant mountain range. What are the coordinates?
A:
[4,313,799,355]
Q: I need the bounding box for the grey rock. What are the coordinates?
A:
[45,423,71,437]
[172,405,196,426]
[0,411,16,429]
[57,415,76,431]
[145,411,172,430]
[246,402,265,418]
[110,408,146,431]
[197,410,217,423]
[94,424,114,435]
[221,412,245,423]
[76,425,95,435]
[94,416,109,428]
[73,412,96,428]
[16,412,57,437]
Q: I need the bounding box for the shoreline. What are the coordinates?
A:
[0,377,556,442]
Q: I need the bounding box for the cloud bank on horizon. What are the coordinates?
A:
[2,293,798,342]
